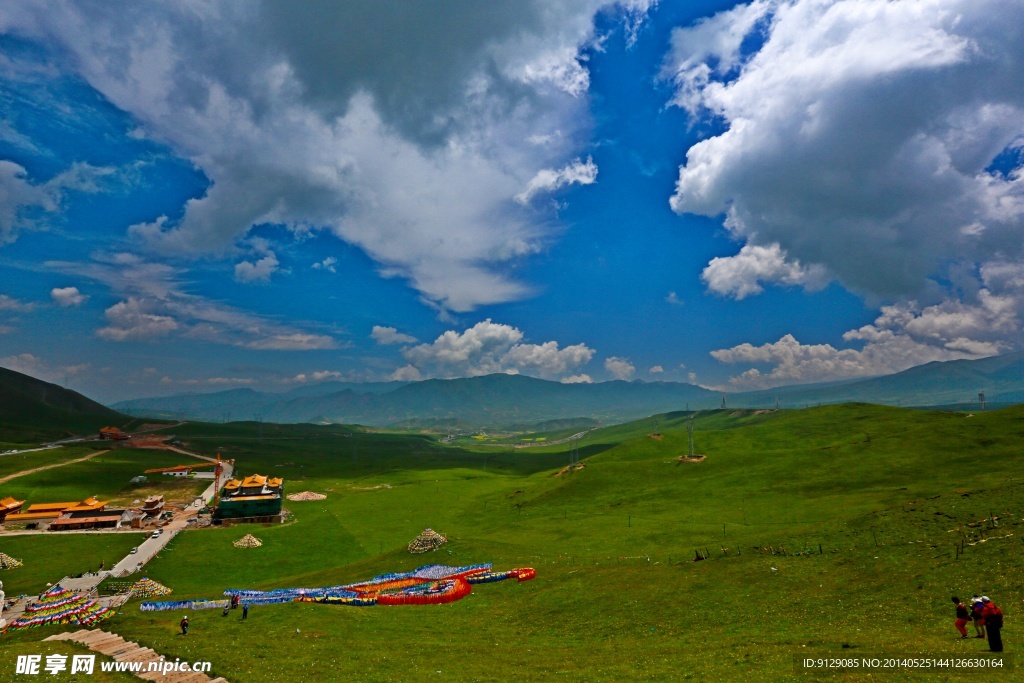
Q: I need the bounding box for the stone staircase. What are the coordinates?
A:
[44,629,227,682]
[54,573,107,594]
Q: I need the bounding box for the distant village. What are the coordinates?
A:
[0,427,284,533]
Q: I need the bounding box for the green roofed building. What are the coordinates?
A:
[214,474,284,521]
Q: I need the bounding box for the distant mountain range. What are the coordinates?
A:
[733,352,1024,409]
[112,374,717,427]
[1,352,1018,432]
[109,352,1024,427]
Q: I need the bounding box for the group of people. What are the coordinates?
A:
[952,595,1003,652]
[180,600,248,635]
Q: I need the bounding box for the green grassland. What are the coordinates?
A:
[0,447,207,507]
[2,405,1022,681]
[0,533,144,596]
[0,448,98,482]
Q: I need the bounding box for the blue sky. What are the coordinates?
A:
[0,1,1022,403]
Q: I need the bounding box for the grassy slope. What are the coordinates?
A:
[0,447,207,506]
[0,533,144,596]
[2,405,1022,681]
[0,367,123,444]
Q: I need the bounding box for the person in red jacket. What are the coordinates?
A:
[971,597,986,638]
[980,597,1003,652]
[952,596,970,639]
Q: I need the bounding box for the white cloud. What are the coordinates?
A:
[665,291,683,306]
[701,243,828,299]
[561,373,593,384]
[0,293,36,312]
[604,356,635,380]
[194,377,254,386]
[515,156,599,205]
[50,286,87,307]
[234,252,280,284]
[312,256,337,273]
[96,298,178,341]
[402,319,593,379]
[0,353,42,376]
[0,159,120,244]
[714,257,1024,388]
[371,325,418,346]
[171,376,256,386]
[390,365,423,382]
[666,0,1024,302]
[49,253,337,350]
[649,365,664,374]
[290,370,344,384]
[0,161,51,244]
[0,352,89,383]
[0,3,654,311]
[243,334,338,351]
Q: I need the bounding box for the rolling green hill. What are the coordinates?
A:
[5,402,1020,681]
[0,366,123,442]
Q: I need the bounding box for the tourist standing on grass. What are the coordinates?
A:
[952,596,970,639]
[242,603,248,620]
[971,597,986,638]
[981,597,1003,652]
[180,615,188,635]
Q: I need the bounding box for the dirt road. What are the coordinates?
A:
[0,449,109,485]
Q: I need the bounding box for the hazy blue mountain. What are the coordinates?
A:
[281,381,408,398]
[115,374,717,426]
[109,352,1024,427]
[730,352,1024,409]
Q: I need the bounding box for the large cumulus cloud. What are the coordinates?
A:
[664,0,1024,384]
[713,262,1024,389]
[0,1,649,311]
[668,0,1024,301]
[397,319,594,379]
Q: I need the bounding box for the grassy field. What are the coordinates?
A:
[0,448,98,482]
[1,405,1022,681]
[0,533,144,596]
[0,447,207,507]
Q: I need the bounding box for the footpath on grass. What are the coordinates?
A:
[1,444,232,625]
[0,450,109,485]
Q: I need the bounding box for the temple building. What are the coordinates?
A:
[4,497,121,530]
[141,495,165,517]
[214,474,284,521]
[0,497,24,522]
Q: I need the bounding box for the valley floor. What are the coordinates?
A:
[1,405,1021,681]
